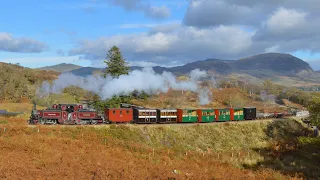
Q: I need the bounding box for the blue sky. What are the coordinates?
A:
[1,0,320,70]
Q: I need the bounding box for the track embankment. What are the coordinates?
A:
[0,117,310,179]
[26,118,291,128]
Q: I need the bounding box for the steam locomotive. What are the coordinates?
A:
[29,103,104,125]
[28,103,295,125]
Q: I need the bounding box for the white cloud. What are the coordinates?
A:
[106,0,171,19]
[65,0,320,69]
[0,32,47,53]
[266,8,308,34]
[69,24,254,65]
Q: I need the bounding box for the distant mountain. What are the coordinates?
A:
[233,53,313,75]
[141,53,314,77]
[38,63,82,72]
[37,53,319,83]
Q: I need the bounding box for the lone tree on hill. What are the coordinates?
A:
[103,46,130,78]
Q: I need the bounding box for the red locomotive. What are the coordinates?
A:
[29,103,104,125]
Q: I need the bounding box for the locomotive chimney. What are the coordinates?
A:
[32,100,37,110]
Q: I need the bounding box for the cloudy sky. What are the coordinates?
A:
[1,0,320,70]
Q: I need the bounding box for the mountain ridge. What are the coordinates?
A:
[36,53,318,82]
[38,63,82,72]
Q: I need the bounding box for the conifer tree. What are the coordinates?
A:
[103,46,130,78]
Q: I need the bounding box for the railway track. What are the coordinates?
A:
[26,117,292,128]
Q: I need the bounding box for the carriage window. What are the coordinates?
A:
[113,110,116,114]
[127,110,130,114]
[120,111,122,114]
[235,110,243,115]
[234,110,238,115]
[161,112,165,116]
[182,110,187,115]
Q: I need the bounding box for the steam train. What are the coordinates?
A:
[28,103,295,125]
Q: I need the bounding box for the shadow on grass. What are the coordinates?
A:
[243,119,320,179]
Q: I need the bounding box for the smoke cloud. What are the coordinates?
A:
[260,90,276,104]
[37,68,213,105]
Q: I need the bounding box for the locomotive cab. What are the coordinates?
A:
[65,105,75,121]
[66,105,75,113]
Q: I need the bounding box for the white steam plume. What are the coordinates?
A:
[37,68,212,105]
[198,88,211,105]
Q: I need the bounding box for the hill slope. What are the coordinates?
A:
[234,53,313,73]
[0,62,59,102]
[160,53,314,77]
[38,63,82,72]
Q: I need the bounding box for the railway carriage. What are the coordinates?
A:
[105,108,133,123]
[214,108,231,121]
[197,109,215,123]
[230,108,244,121]
[133,108,157,123]
[177,109,198,123]
[156,109,177,123]
[243,107,256,120]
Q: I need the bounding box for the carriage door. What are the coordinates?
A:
[146,111,150,123]
[166,111,171,122]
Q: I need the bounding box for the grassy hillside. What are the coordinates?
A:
[1,117,316,179]
[0,63,59,103]
[129,87,307,113]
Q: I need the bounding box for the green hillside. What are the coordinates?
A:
[0,62,59,102]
